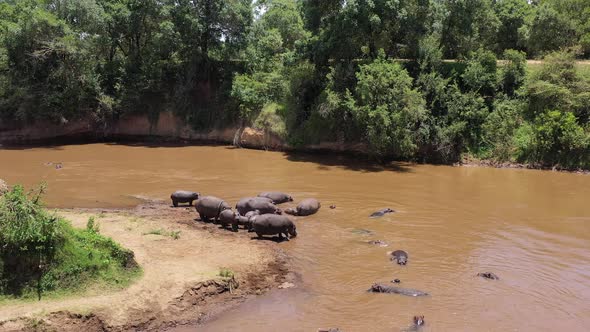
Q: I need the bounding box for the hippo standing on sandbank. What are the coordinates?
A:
[236,197,281,215]
[285,198,321,216]
[233,210,261,230]
[368,284,428,297]
[195,196,231,223]
[250,214,297,240]
[258,192,294,204]
[218,209,239,231]
[171,190,200,207]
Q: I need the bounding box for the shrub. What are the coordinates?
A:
[500,49,527,96]
[529,110,589,167]
[0,185,139,300]
[483,98,525,161]
[347,54,427,159]
[0,185,62,298]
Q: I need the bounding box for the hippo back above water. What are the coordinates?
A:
[285,198,321,216]
[236,197,281,215]
[196,196,231,222]
[171,190,200,207]
[257,192,294,204]
[368,283,428,297]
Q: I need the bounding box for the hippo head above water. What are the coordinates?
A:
[414,315,425,326]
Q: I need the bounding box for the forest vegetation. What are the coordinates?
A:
[0,0,589,168]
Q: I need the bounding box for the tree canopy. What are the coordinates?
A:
[0,0,589,168]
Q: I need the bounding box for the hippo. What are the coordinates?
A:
[370,208,395,218]
[403,316,425,332]
[218,209,239,231]
[171,190,200,207]
[258,192,294,204]
[195,196,231,222]
[391,250,408,265]
[236,197,281,215]
[368,284,429,297]
[284,198,321,216]
[250,214,297,240]
[233,210,260,230]
[477,272,499,280]
[367,240,389,247]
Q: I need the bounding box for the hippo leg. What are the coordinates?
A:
[256,232,263,239]
[173,200,178,207]
[188,200,193,206]
[199,213,209,222]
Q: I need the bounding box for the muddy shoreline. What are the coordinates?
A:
[0,201,294,332]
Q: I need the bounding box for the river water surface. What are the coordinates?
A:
[1,144,589,331]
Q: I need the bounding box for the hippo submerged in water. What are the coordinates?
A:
[477,272,500,280]
[236,197,281,215]
[257,192,293,204]
[250,214,297,241]
[390,250,408,265]
[368,284,428,297]
[195,196,231,222]
[402,316,425,332]
[285,198,321,216]
[171,190,200,207]
[370,208,395,218]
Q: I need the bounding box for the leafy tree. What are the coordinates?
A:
[346,54,427,158]
[494,0,531,53]
[500,49,527,96]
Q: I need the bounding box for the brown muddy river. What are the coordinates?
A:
[1,143,590,331]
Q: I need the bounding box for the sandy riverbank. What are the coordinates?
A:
[0,200,292,332]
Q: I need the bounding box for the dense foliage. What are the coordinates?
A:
[0,185,139,299]
[0,0,589,168]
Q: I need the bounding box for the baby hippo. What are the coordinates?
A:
[171,190,200,207]
[285,198,321,216]
[390,250,408,265]
[218,209,239,231]
[250,214,297,241]
[234,210,261,230]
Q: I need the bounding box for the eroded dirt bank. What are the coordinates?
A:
[0,200,291,332]
[0,111,365,154]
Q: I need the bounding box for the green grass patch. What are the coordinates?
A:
[218,268,235,279]
[142,228,181,240]
[527,61,590,78]
[0,185,141,302]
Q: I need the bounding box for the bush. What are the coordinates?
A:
[347,54,427,159]
[528,110,589,167]
[253,103,288,138]
[462,49,498,98]
[483,98,525,160]
[500,49,527,96]
[0,185,139,300]
[0,185,62,297]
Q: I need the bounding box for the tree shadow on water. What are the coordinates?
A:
[283,151,413,173]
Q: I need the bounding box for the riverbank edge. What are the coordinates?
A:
[1,111,588,174]
[0,203,294,332]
